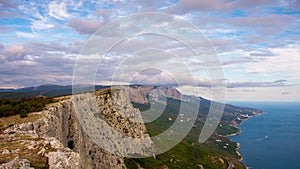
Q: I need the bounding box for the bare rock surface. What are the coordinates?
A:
[46,152,79,169]
[128,86,183,104]
[1,87,154,169]
[0,157,34,169]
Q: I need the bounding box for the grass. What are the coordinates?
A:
[0,133,54,169]
[0,111,49,169]
[0,113,43,128]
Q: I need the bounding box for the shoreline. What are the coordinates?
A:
[226,111,266,167]
[235,143,243,162]
[226,130,242,137]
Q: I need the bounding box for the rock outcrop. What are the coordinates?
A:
[1,87,154,169]
[128,85,183,104]
[0,157,34,169]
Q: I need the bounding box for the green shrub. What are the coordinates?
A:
[0,97,54,118]
[20,109,28,118]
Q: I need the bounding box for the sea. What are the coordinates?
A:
[228,102,300,169]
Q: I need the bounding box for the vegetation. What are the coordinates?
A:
[125,98,245,169]
[0,92,36,99]
[0,84,109,99]
[216,124,240,136]
[0,86,259,168]
[0,132,55,169]
[0,113,43,128]
[0,97,54,118]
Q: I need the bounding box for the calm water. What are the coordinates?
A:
[228,102,300,169]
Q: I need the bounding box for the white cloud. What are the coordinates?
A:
[68,19,103,34]
[16,31,38,38]
[0,0,299,102]
[225,85,300,101]
[2,43,26,61]
[200,28,236,36]
[48,1,70,20]
[10,60,36,66]
[245,45,300,80]
[177,85,213,99]
[178,85,300,102]
[31,20,55,30]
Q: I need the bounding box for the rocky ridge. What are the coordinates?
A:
[128,85,183,104]
[1,87,153,169]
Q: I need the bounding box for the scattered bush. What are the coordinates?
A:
[0,97,54,118]
[20,109,28,118]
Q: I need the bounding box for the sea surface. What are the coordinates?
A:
[228,102,300,169]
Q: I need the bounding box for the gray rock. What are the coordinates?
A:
[1,149,10,154]
[47,152,79,169]
[18,159,33,169]
[2,88,154,169]
[32,89,152,168]
[0,157,34,169]
[0,156,18,169]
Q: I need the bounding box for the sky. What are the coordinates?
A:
[0,0,299,101]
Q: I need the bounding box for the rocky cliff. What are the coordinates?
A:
[1,87,153,169]
[1,85,262,169]
[128,85,183,104]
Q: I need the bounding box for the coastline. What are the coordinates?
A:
[226,111,265,167]
[235,143,243,162]
[226,130,242,137]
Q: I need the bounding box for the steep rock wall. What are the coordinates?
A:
[35,88,152,168]
[41,99,123,169]
[128,86,183,104]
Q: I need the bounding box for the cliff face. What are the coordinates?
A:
[1,86,261,169]
[2,87,153,169]
[128,85,183,104]
[39,96,125,169]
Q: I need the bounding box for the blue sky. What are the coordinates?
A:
[0,0,299,101]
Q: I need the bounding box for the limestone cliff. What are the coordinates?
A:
[128,85,183,104]
[1,87,153,169]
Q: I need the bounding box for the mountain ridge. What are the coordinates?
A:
[0,85,263,168]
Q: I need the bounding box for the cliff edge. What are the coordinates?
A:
[1,87,152,169]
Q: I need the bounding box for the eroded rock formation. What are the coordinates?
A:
[1,87,154,169]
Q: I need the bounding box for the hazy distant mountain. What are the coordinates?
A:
[15,84,68,93]
[0,89,14,92]
[0,84,108,99]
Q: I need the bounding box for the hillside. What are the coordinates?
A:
[125,86,262,169]
[0,85,263,169]
[0,84,108,99]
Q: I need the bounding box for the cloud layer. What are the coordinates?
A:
[0,0,299,101]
